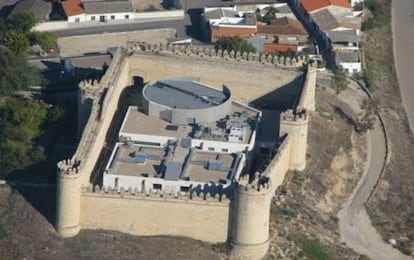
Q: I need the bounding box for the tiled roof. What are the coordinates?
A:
[204,8,238,20]
[264,43,298,53]
[257,17,307,35]
[83,0,134,14]
[335,51,359,62]
[311,8,360,31]
[62,0,84,17]
[68,54,112,69]
[9,0,51,21]
[328,29,359,43]
[300,0,351,12]
[311,9,339,31]
[210,26,256,41]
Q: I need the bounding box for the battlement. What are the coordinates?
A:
[280,109,308,122]
[127,41,308,69]
[57,159,80,176]
[81,184,231,205]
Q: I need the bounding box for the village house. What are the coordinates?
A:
[256,16,308,53]
[61,0,134,23]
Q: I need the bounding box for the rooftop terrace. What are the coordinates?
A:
[143,79,229,110]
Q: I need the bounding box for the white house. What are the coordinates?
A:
[62,0,134,23]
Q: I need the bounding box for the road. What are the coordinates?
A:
[53,0,226,43]
[392,0,414,134]
[332,78,408,260]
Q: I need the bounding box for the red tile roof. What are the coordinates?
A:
[300,0,351,12]
[62,0,84,17]
[264,43,298,53]
[257,17,307,35]
[210,25,256,42]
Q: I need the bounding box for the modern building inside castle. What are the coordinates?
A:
[103,78,261,195]
[55,46,316,260]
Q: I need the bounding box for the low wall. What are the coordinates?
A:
[133,10,184,20]
[80,190,230,242]
[34,10,184,32]
[34,21,68,32]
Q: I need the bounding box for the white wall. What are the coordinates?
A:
[340,62,361,74]
[119,133,174,147]
[133,10,184,20]
[34,21,68,31]
[191,139,249,153]
[103,173,231,194]
[85,12,134,22]
[68,14,86,23]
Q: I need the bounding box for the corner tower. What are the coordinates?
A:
[56,159,82,237]
[231,176,273,259]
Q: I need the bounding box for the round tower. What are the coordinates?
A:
[231,179,273,259]
[280,111,309,171]
[56,159,82,238]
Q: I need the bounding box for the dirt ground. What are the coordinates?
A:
[0,186,223,260]
[265,88,367,259]
[0,88,366,259]
[57,29,176,57]
[362,0,414,255]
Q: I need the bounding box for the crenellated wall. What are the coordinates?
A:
[80,186,230,242]
[296,61,317,112]
[126,42,309,69]
[56,42,316,258]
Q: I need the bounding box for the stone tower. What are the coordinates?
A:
[77,80,99,138]
[55,159,82,237]
[231,176,273,260]
[280,110,308,171]
[297,61,317,112]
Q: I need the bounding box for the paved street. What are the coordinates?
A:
[54,0,227,44]
[392,0,414,134]
[331,78,408,260]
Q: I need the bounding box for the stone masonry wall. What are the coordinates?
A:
[80,187,230,242]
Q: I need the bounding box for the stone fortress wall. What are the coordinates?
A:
[56,44,317,259]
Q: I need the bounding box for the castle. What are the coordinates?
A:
[55,43,317,259]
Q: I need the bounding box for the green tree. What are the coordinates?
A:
[3,31,29,54]
[355,98,380,133]
[330,69,348,95]
[6,11,38,34]
[214,36,256,54]
[0,48,39,95]
[0,20,6,39]
[28,31,57,51]
[48,105,66,122]
[0,97,48,177]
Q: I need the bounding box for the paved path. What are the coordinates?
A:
[331,78,408,259]
[392,0,414,134]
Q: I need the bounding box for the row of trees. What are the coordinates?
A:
[0,12,60,178]
[0,11,56,54]
[214,36,256,54]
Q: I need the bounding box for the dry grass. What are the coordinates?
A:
[265,88,366,259]
[0,186,223,260]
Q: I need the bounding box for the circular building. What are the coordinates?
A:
[142,78,232,124]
